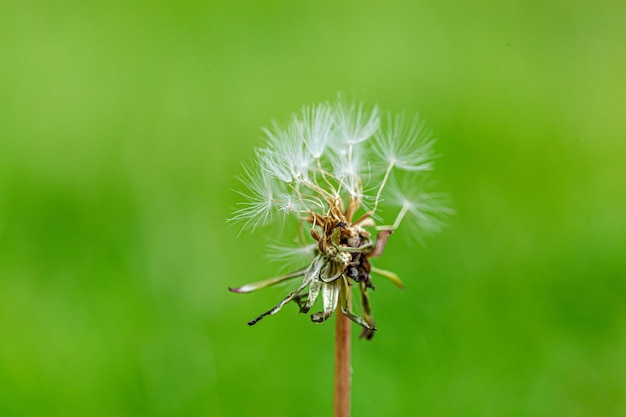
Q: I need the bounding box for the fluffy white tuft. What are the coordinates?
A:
[373,113,436,172]
[386,178,454,237]
[297,102,334,159]
[262,121,312,183]
[230,162,280,232]
[332,95,380,148]
[266,242,317,268]
[230,96,450,235]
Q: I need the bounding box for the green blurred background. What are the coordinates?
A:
[1,0,625,416]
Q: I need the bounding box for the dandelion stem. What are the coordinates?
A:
[374,161,395,212]
[376,200,411,231]
[333,304,351,417]
[316,157,338,196]
[351,161,395,227]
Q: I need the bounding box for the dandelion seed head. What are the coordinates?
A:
[229,95,452,336]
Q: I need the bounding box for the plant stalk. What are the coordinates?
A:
[333,310,351,417]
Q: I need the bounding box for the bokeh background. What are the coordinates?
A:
[1,0,625,416]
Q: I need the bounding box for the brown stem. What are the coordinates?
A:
[333,310,351,417]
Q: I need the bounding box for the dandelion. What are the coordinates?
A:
[228,95,450,417]
[230,96,449,333]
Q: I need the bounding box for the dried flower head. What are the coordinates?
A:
[229,96,450,339]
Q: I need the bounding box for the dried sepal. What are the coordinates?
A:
[357,281,377,340]
[300,279,321,314]
[247,279,311,326]
[338,277,376,333]
[341,307,375,332]
[311,280,339,323]
[319,260,344,283]
[370,266,404,289]
[228,269,306,294]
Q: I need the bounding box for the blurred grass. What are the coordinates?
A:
[1,0,625,416]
